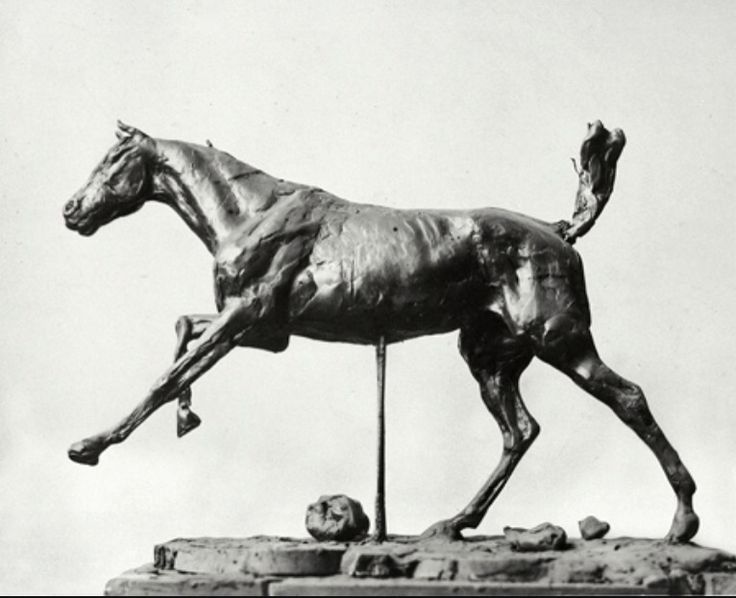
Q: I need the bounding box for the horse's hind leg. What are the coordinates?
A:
[422,316,536,540]
[535,322,699,543]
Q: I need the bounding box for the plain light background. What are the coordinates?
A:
[1,1,734,594]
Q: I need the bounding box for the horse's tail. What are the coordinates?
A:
[553,121,626,245]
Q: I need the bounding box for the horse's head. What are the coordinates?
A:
[64,121,157,236]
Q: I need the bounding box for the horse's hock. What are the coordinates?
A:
[106,534,736,596]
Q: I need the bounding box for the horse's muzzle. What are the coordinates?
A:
[63,207,97,236]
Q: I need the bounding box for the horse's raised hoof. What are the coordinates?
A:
[177,407,202,438]
[68,439,103,466]
[419,519,464,542]
[665,511,700,544]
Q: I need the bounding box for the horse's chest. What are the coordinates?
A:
[211,243,285,308]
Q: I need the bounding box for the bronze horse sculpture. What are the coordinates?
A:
[63,121,699,543]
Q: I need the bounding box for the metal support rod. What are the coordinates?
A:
[374,335,387,542]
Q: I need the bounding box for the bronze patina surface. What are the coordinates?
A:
[63,121,698,544]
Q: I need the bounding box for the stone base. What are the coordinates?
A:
[105,535,736,596]
[105,565,269,596]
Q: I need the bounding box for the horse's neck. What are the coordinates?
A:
[152,140,279,254]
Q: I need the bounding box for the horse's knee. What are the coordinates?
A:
[675,473,697,498]
[174,316,192,338]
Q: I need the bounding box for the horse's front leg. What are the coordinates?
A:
[68,297,257,465]
[171,313,290,437]
[173,314,215,437]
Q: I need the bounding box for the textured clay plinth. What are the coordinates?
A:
[106,535,736,596]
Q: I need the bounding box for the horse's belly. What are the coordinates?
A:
[289,286,472,344]
[289,283,472,344]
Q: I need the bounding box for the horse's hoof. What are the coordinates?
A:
[419,520,464,542]
[177,409,201,438]
[68,440,101,466]
[665,511,700,544]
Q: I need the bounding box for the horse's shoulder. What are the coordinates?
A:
[215,197,326,268]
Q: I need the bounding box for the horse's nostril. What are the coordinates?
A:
[64,200,76,215]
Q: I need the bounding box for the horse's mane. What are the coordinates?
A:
[156,138,274,182]
[154,138,302,215]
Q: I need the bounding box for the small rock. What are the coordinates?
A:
[578,515,610,540]
[503,522,567,552]
[306,494,370,542]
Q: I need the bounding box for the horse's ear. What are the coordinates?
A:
[116,120,150,142]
